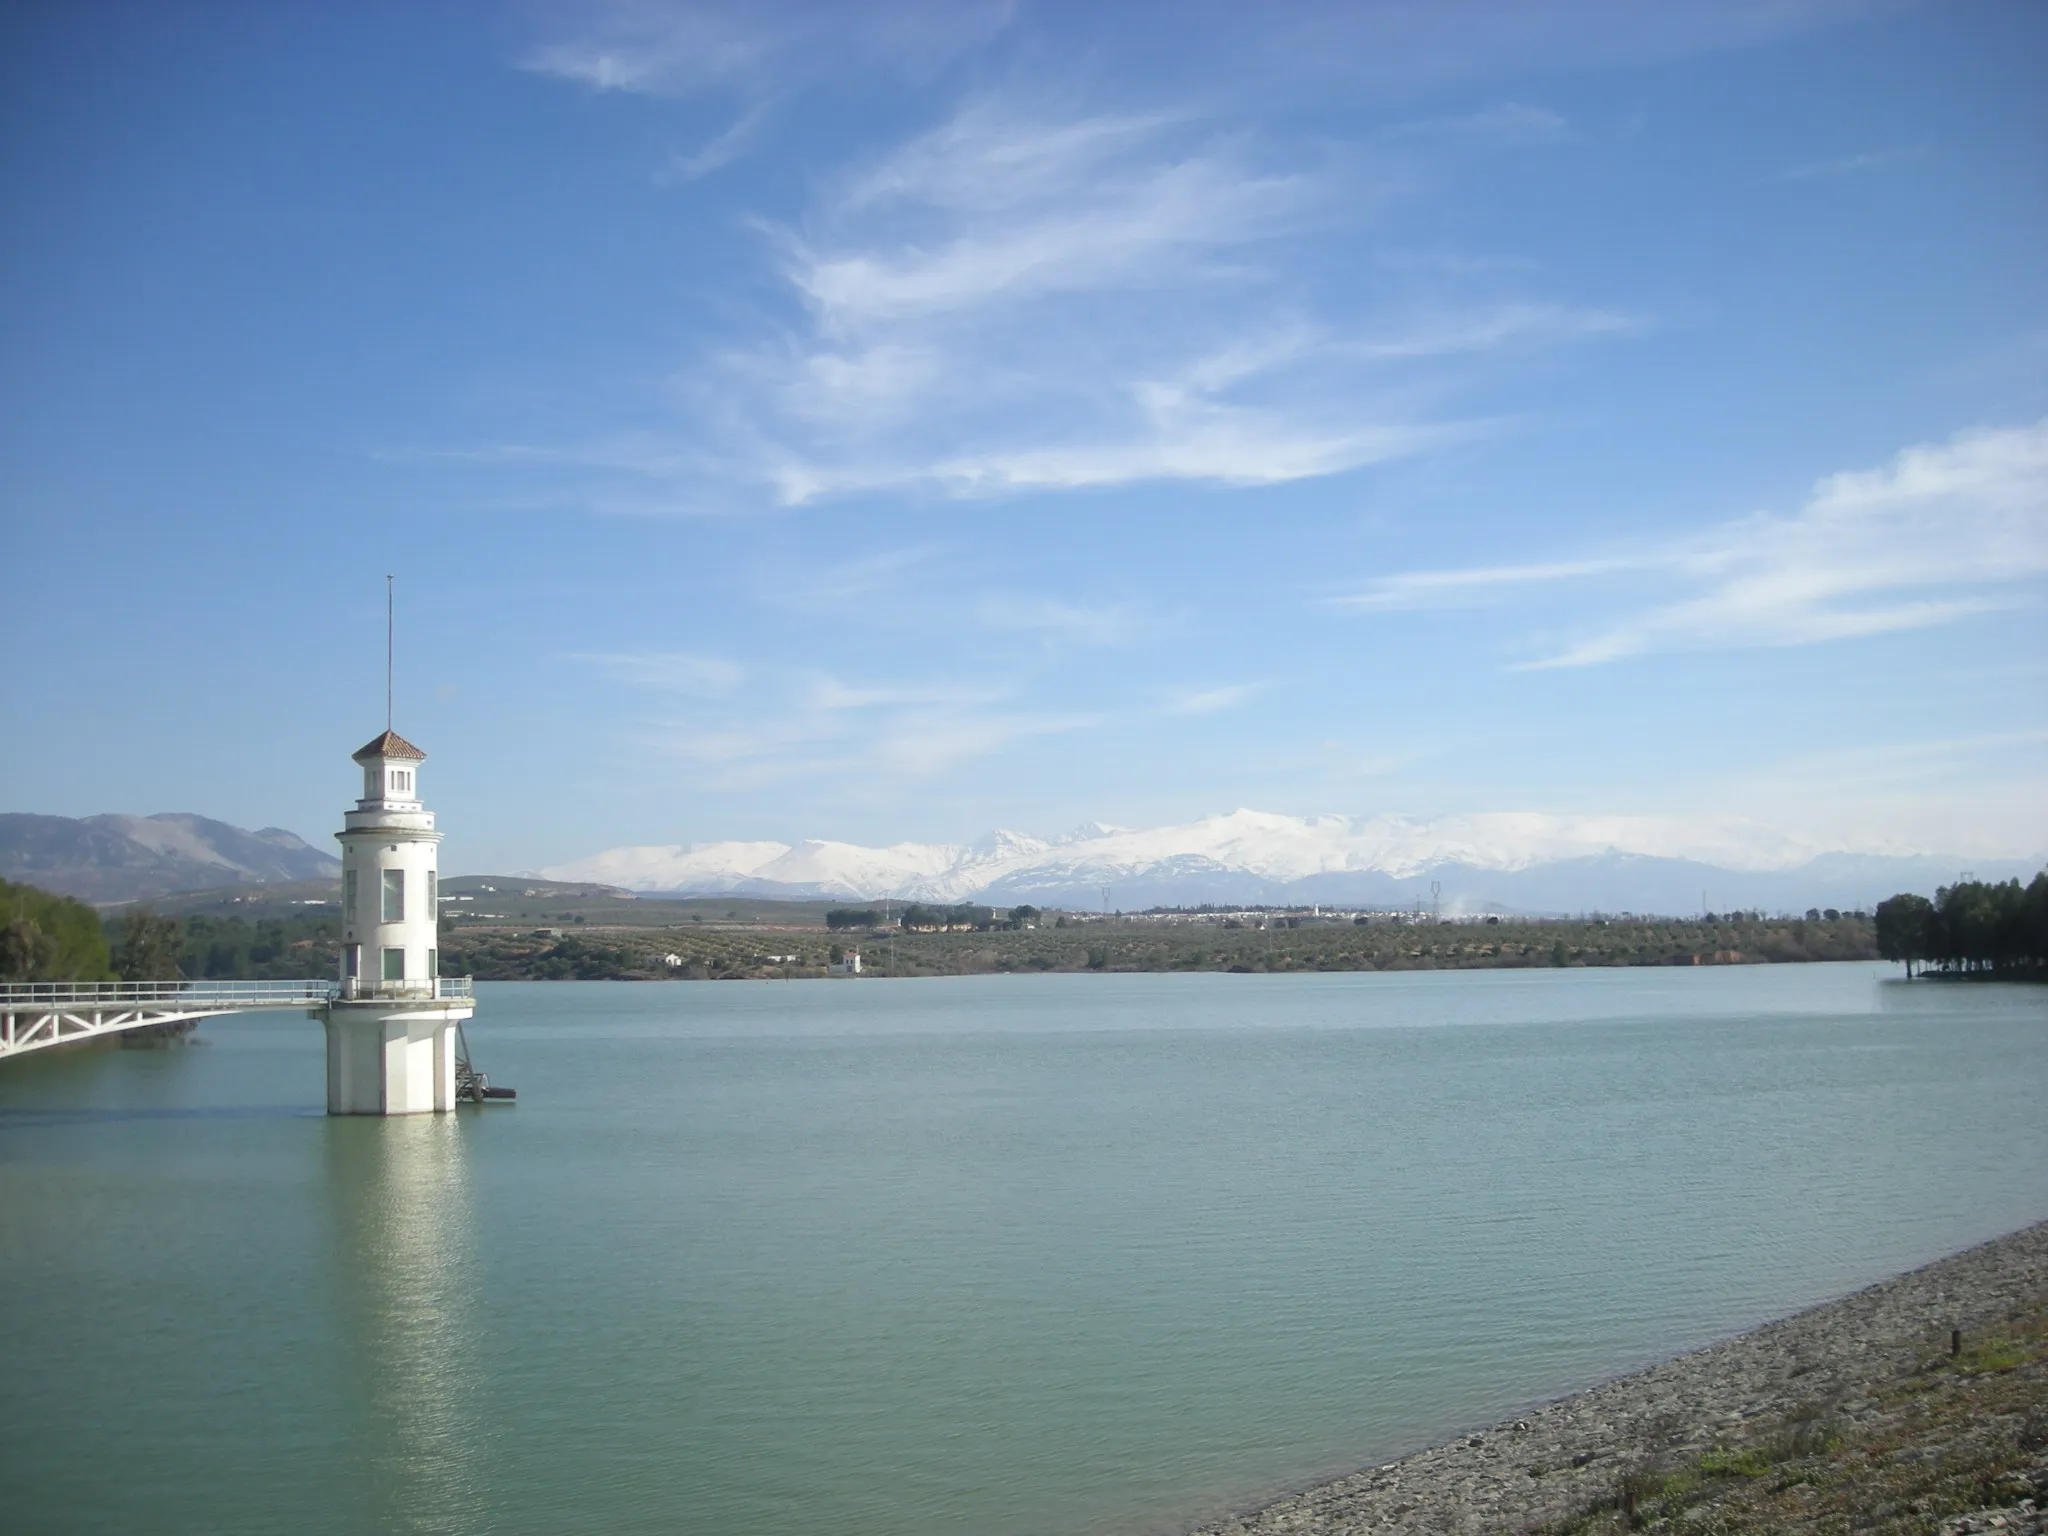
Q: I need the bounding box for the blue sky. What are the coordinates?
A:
[3,0,2044,873]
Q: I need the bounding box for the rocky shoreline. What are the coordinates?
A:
[1191,1221,2048,1535]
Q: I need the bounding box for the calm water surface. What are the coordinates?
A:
[2,965,2043,1535]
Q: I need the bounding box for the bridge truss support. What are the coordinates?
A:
[5,1003,233,1055]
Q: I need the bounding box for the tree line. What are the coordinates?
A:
[1874,872,2048,978]
[0,879,341,984]
[827,903,1042,932]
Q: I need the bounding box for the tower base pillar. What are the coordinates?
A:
[317,1000,473,1115]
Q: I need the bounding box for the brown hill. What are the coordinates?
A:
[0,813,339,904]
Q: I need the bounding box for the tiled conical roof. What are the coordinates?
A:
[352,729,427,762]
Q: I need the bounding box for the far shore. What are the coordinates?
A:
[441,911,1882,982]
[1186,1220,2048,1535]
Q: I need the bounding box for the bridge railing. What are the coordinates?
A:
[0,979,337,1008]
[1,977,476,1011]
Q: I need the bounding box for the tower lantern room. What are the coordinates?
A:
[360,732,425,805]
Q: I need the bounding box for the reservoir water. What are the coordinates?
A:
[2,964,2044,1535]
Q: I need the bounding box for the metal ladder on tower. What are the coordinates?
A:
[454,1022,515,1103]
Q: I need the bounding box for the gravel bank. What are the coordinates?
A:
[1191,1221,2048,1535]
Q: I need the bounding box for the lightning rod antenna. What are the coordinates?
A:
[386,574,394,733]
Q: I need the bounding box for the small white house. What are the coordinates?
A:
[831,951,862,975]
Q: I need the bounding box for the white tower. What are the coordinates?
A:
[318,729,473,1114]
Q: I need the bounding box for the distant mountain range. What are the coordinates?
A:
[536,809,2042,917]
[0,813,339,903]
[7,807,2035,916]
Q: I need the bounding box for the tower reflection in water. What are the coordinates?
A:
[325,1115,484,1534]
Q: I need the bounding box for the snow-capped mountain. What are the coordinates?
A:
[533,809,2037,915]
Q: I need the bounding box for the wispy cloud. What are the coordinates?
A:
[751,544,943,622]
[869,710,1098,778]
[577,637,1101,791]
[619,678,1098,790]
[840,109,1181,212]
[1244,1,1885,96]
[753,318,1471,502]
[575,650,745,695]
[974,595,1155,646]
[1375,101,1574,147]
[1730,729,2048,795]
[1532,420,2048,667]
[1163,682,1265,715]
[1532,596,2005,670]
[1352,303,1639,360]
[1337,556,1647,611]
[776,93,1634,499]
[1772,146,1924,182]
[655,88,1625,504]
[744,103,1327,479]
[923,419,1456,496]
[803,675,1002,711]
[749,543,1157,651]
[1340,420,2048,666]
[509,30,1649,508]
[781,109,1311,334]
[658,99,777,182]
[521,1,1010,97]
[1702,730,2048,860]
[525,1,1879,104]
[522,5,769,94]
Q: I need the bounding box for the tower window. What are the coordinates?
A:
[382,947,405,982]
[344,869,358,920]
[382,869,405,923]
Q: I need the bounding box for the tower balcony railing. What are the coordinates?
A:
[335,977,473,1003]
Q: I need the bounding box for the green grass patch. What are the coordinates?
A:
[1959,1341,2026,1373]
[1696,1445,1772,1477]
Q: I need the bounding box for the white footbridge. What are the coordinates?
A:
[0,979,473,1060]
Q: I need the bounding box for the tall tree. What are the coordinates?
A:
[1874,892,1936,977]
[0,917,58,980]
[112,908,186,981]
